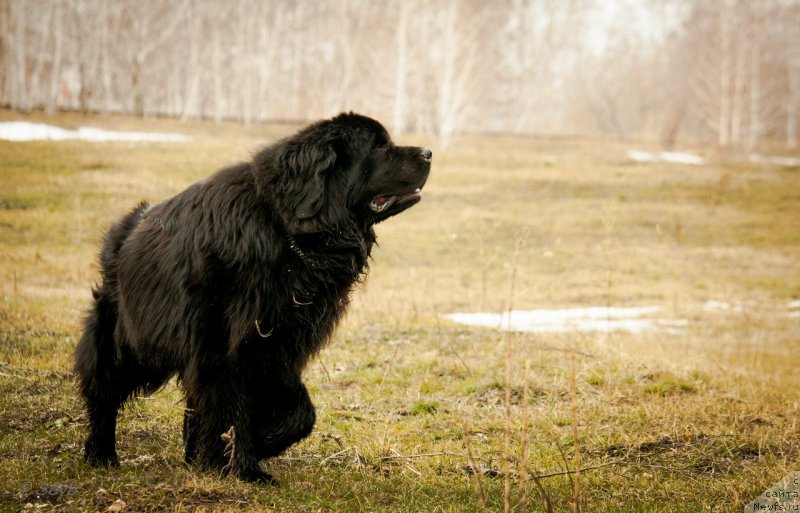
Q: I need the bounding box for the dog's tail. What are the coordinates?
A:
[74,202,149,398]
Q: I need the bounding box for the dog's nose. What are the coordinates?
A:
[421,147,432,161]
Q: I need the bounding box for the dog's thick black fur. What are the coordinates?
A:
[74,113,431,482]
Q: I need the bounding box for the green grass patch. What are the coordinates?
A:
[409,400,440,416]
[641,373,698,397]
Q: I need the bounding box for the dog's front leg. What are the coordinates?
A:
[183,364,275,484]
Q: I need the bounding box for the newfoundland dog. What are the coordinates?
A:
[74,113,431,482]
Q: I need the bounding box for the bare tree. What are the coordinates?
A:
[430,0,496,146]
[44,0,63,115]
[789,63,799,148]
[179,1,203,121]
[116,0,187,116]
[392,0,411,133]
[1,0,31,112]
[785,4,800,148]
[253,1,284,123]
[503,0,585,134]
[717,0,733,147]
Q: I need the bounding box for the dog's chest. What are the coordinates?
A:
[280,257,360,329]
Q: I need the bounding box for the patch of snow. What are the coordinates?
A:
[704,300,733,312]
[444,306,679,334]
[661,151,706,165]
[0,121,75,141]
[749,154,800,167]
[705,299,800,314]
[627,150,657,163]
[770,157,800,167]
[627,150,705,166]
[446,300,799,334]
[75,126,190,142]
[0,121,191,143]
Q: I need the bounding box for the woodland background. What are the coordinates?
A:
[1,0,799,148]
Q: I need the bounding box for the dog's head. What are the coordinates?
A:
[258,113,431,234]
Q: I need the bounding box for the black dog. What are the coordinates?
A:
[74,113,431,482]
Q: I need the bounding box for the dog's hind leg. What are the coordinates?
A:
[76,201,149,466]
[74,294,131,466]
[75,294,148,467]
[82,388,122,467]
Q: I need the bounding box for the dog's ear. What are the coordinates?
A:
[282,139,337,222]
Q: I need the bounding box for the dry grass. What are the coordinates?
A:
[1,111,799,512]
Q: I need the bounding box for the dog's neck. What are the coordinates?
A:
[285,224,375,276]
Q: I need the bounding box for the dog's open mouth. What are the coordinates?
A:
[369,188,421,213]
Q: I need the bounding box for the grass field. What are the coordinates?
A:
[1,111,798,512]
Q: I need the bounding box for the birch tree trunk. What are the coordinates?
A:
[437,0,458,146]
[730,18,746,145]
[13,0,30,112]
[238,0,253,126]
[748,32,761,149]
[788,65,798,148]
[392,0,409,133]
[45,0,63,115]
[718,0,732,147]
[212,26,223,123]
[99,0,113,113]
[787,8,800,149]
[181,2,201,121]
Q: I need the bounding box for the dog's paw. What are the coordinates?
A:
[233,466,278,485]
[84,449,120,468]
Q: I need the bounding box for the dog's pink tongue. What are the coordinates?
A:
[373,195,391,207]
